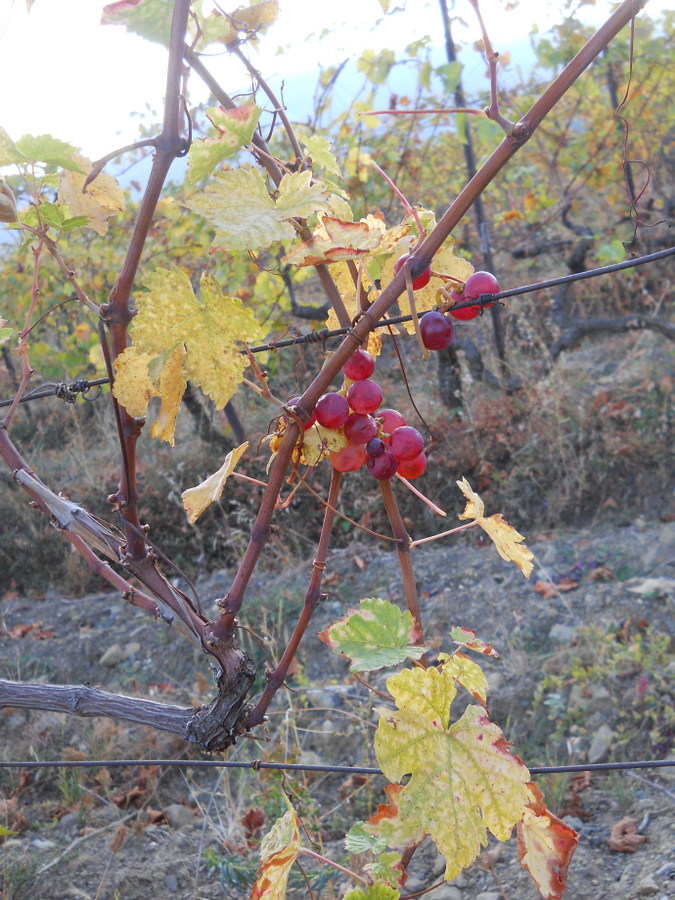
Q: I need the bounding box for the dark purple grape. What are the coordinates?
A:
[366,437,386,458]
[367,448,398,479]
[420,310,454,351]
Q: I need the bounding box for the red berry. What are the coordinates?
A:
[342,348,375,382]
[367,447,398,479]
[449,271,500,321]
[420,310,454,351]
[366,437,386,458]
[330,443,367,472]
[394,253,431,290]
[285,397,316,430]
[315,392,349,429]
[397,451,427,479]
[344,413,378,444]
[378,408,406,435]
[347,379,382,415]
[389,425,425,461]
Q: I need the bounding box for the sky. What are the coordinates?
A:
[0,0,671,163]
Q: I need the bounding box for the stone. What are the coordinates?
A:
[164,874,178,892]
[476,893,502,900]
[635,874,660,896]
[549,623,576,643]
[99,643,125,667]
[424,886,463,900]
[124,640,141,658]
[164,803,196,828]
[587,724,613,763]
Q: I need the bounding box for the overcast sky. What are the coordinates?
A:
[0,0,670,162]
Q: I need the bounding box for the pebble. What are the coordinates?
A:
[635,874,660,896]
[164,874,178,892]
[58,812,80,833]
[475,892,502,900]
[31,838,57,849]
[164,803,196,828]
[588,723,613,763]
[99,643,126,667]
[654,862,675,877]
[549,623,576,643]
[424,886,462,900]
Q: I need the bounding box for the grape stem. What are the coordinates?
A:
[395,473,446,517]
[378,479,426,657]
[370,159,425,245]
[410,520,479,548]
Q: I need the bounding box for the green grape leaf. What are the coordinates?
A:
[344,821,387,855]
[10,134,83,171]
[363,852,402,888]
[101,0,176,46]
[303,135,341,176]
[372,665,531,881]
[187,166,331,252]
[318,597,425,672]
[343,885,400,900]
[188,105,262,183]
[0,318,13,346]
[449,626,500,658]
[251,808,301,900]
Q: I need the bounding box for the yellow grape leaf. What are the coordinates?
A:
[149,344,187,444]
[366,783,426,849]
[188,105,262,183]
[129,267,265,411]
[181,442,249,524]
[186,166,331,252]
[373,665,530,881]
[58,154,125,236]
[113,348,157,418]
[325,262,382,359]
[251,808,301,900]
[282,216,384,267]
[302,135,341,177]
[301,424,348,467]
[456,477,534,579]
[113,345,186,445]
[517,782,578,900]
[381,237,473,335]
[202,1,279,47]
[437,652,489,705]
[344,885,400,900]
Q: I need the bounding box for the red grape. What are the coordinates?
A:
[449,271,500,321]
[397,451,427,479]
[420,310,454,351]
[366,437,386,458]
[330,443,367,472]
[315,392,349,429]
[394,253,431,290]
[389,426,425,461]
[367,447,398,479]
[285,397,316,430]
[378,408,406,435]
[342,348,375,382]
[347,379,382,415]
[344,413,378,444]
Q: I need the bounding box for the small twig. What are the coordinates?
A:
[83,139,158,191]
[410,520,478,548]
[370,159,425,243]
[365,107,487,117]
[298,477,398,543]
[352,672,391,702]
[395,474,446,517]
[299,847,367,885]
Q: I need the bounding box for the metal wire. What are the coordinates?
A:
[1,245,673,410]
[0,757,672,776]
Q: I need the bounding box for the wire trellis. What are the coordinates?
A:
[1,244,673,410]
[0,757,673,777]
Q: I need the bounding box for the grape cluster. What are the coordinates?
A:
[313,348,427,481]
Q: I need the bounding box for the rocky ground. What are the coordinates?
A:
[1,515,674,900]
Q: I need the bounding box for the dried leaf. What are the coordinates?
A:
[282,216,384,267]
[517,782,578,899]
[182,442,248,524]
[251,808,301,899]
[608,817,648,852]
[457,478,534,579]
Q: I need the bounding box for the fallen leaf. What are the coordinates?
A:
[556,576,579,592]
[608,817,647,852]
[533,581,557,599]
